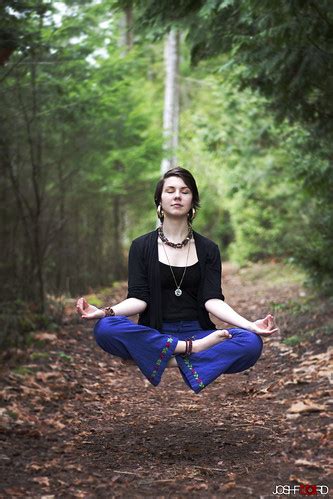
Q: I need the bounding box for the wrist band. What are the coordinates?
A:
[103,306,115,317]
[181,338,193,357]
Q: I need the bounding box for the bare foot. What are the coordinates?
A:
[193,330,232,353]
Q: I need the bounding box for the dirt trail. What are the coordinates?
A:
[0,262,331,498]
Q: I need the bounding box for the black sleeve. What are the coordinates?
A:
[202,243,225,305]
[126,240,150,304]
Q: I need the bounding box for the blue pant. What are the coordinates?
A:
[93,317,263,394]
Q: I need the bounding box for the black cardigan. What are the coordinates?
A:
[127,229,225,331]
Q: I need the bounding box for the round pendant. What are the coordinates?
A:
[175,288,182,297]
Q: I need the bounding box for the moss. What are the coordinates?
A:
[240,262,306,286]
[282,335,302,346]
[270,298,313,315]
[30,352,50,360]
[7,410,18,420]
[270,302,289,311]
[303,329,316,339]
[98,286,117,296]
[48,322,60,332]
[35,314,52,329]
[18,316,37,332]
[321,323,333,336]
[12,365,33,376]
[84,293,103,308]
[26,333,46,348]
[57,351,72,362]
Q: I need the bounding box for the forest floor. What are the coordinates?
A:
[0,261,332,498]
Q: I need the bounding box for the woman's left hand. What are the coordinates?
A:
[251,314,279,336]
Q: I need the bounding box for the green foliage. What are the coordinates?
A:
[0,299,64,349]
[320,322,333,336]
[84,293,103,308]
[30,351,50,360]
[178,65,304,265]
[56,352,72,362]
[269,298,310,315]
[0,0,164,310]
[1,0,333,355]
[137,0,333,295]
[282,335,302,347]
[12,366,33,376]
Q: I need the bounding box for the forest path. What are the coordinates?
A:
[0,262,331,498]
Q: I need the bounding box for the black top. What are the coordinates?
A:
[127,229,225,331]
[159,261,200,322]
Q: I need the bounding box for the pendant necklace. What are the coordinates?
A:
[161,236,191,297]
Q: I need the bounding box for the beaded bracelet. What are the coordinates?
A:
[103,306,115,317]
[181,338,193,357]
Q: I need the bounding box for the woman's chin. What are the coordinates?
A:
[164,212,188,220]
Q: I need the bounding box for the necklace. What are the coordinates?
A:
[157,224,193,248]
[161,239,191,297]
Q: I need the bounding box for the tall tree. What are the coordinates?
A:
[0,0,163,309]
[160,29,180,173]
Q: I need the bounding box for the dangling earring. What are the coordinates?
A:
[188,207,196,222]
[157,204,164,221]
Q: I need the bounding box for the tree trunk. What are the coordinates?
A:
[118,4,133,54]
[112,194,126,280]
[160,29,180,174]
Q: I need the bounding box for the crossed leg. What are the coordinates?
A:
[121,328,232,367]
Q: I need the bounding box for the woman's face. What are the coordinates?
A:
[160,176,193,219]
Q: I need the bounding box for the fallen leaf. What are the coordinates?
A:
[45,420,65,430]
[26,463,43,471]
[219,481,236,492]
[295,459,323,469]
[287,401,327,414]
[32,477,50,487]
[35,372,62,383]
[32,332,57,342]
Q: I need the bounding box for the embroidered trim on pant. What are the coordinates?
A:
[183,357,205,389]
[149,337,174,381]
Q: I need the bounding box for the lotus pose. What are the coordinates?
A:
[77,167,279,393]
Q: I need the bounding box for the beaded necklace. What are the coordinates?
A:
[157,224,193,248]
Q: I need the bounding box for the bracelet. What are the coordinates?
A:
[181,338,193,357]
[103,306,115,317]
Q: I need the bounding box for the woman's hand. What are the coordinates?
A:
[250,314,279,336]
[76,297,105,320]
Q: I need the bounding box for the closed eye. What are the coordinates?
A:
[166,189,190,194]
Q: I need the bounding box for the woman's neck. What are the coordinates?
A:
[161,217,190,242]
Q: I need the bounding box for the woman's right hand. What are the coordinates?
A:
[76,297,105,320]
[251,314,279,336]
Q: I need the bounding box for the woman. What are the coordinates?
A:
[77,167,279,393]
